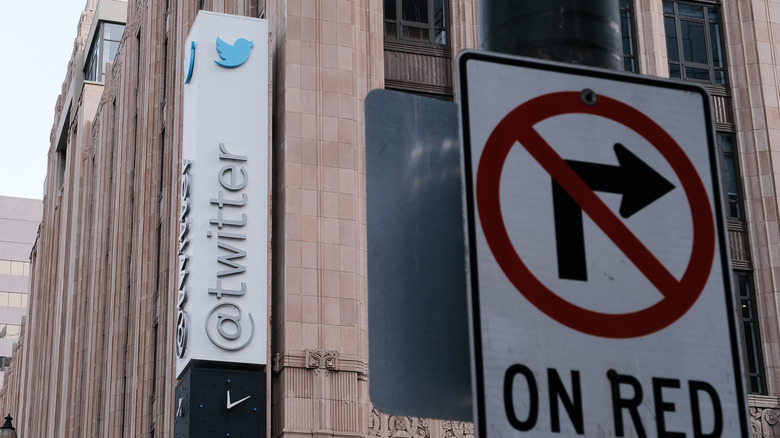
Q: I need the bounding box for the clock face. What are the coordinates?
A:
[175,365,266,438]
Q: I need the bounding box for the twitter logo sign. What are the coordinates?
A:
[215,37,253,68]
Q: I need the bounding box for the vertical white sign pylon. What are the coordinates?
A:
[176,11,269,379]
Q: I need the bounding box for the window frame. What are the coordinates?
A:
[663,1,727,86]
[84,21,126,83]
[619,0,639,72]
[716,133,746,221]
[735,271,766,394]
[383,0,449,47]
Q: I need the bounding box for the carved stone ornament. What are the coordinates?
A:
[368,407,382,437]
[369,406,474,438]
[441,421,475,438]
[305,349,339,370]
[388,416,430,438]
[751,406,780,438]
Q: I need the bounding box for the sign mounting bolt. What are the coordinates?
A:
[581,88,597,106]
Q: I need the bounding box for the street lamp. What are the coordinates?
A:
[0,414,16,438]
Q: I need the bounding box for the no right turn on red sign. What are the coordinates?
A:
[459,51,748,437]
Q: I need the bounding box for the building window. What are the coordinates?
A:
[85,22,126,83]
[620,0,638,72]
[0,357,11,372]
[663,1,726,85]
[736,272,766,393]
[0,325,20,340]
[0,292,28,308]
[384,0,448,46]
[717,133,745,220]
[0,260,29,277]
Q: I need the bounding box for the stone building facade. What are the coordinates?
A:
[0,0,779,436]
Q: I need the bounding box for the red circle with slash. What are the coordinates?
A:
[476,91,715,338]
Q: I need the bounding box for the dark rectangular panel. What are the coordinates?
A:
[365,89,472,421]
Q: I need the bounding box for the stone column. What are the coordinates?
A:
[266,1,384,437]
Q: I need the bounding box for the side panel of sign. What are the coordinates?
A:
[459,52,748,437]
[177,11,269,378]
[365,89,473,421]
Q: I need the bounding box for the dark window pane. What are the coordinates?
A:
[741,300,753,319]
[726,168,739,204]
[723,157,738,198]
[621,13,633,54]
[737,273,765,393]
[384,0,396,20]
[384,0,447,46]
[685,66,710,81]
[681,20,707,63]
[710,23,723,67]
[85,35,101,81]
[738,270,752,299]
[721,134,734,153]
[719,134,743,219]
[384,21,398,39]
[402,25,429,42]
[714,69,725,85]
[677,3,704,18]
[669,63,681,78]
[750,376,761,394]
[666,2,728,86]
[665,16,679,62]
[433,0,445,27]
[729,202,742,219]
[707,6,719,21]
[620,1,636,72]
[743,320,759,372]
[402,0,428,23]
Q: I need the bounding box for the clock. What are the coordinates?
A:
[175,365,266,438]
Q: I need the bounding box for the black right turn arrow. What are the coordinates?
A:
[553,143,675,281]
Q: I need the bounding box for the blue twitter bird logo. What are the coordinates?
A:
[215,37,253,68]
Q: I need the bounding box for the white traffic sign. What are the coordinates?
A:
[458,51,748,437]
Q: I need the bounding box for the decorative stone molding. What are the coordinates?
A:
[752,408,780,438]
[369,407,383,437]
[749,394,780,438]
[441,421,474,438]
[388,416,430,438]
[369,406,473,438]
[274,351,366,375]
[305,349,339,370]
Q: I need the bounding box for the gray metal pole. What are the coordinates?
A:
[479,0,623,70]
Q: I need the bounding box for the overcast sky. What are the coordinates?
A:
[0,0,87,200]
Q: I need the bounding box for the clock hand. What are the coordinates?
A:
[177,397,184,417]
[226,390,252,409]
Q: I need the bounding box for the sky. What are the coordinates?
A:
[0,0,88,200]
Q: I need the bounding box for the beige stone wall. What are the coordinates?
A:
[266,0,383,436]
[724,0,780,398]
[633,0,668,77]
